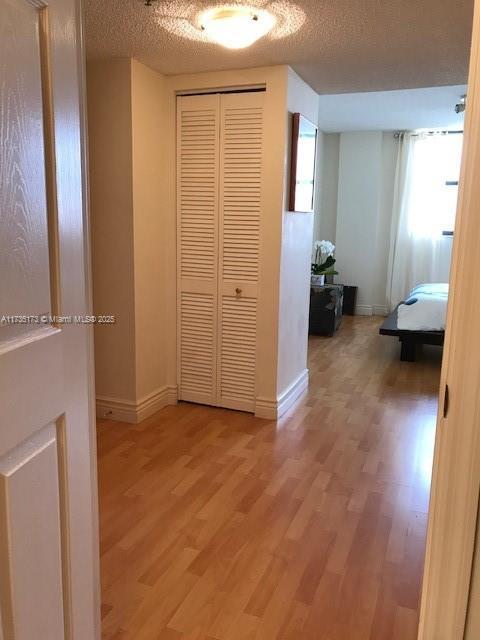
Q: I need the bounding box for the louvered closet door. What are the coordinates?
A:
[177,94,220,405]
[217,92,264,412]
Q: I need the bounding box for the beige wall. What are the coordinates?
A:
[276,68,318,396]
[88,59,170,418]
[131,60,168,400]
[89,61,316,419]
[87,58,136,402]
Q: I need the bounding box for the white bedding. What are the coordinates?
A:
[397,283,449,331]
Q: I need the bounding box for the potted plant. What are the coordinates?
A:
[311,240,338,285]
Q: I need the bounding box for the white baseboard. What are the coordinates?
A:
[96,385,178,424]
[355,304,373,316]
[255,369,309,420]
[373,304,388,316]
[354,304,387,316]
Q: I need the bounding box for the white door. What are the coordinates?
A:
[177,91,264,412]
[177,94,220,406]
[418,1,480,637]
[217,92,264,412]
[464,503,480,639]
[0,1,99,639]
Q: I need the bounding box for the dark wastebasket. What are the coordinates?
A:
[342,285,358,315]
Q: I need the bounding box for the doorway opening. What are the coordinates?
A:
[307,92,465,638]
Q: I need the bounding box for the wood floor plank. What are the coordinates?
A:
[99,316,441,639]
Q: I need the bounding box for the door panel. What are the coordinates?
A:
[0,328,62,452]
[177,94,220,406]
[0,424,65,640]
[217,92,264,412]
[219,295,257,411]
[179,291,216,401]
[219,95,263,285]
[177,91,264,412]
[0,0,99,638]
[0,0,51,334]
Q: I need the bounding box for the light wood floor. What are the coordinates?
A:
[98,316,442,640]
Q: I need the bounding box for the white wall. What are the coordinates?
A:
[276,68,318,397]
[335,132,383,314]
[334,132,398,315]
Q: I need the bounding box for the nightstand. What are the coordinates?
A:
[309,284,344,336]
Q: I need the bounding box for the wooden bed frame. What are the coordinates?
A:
[379,305,444,361]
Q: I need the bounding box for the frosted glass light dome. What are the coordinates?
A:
[199,6,276,49]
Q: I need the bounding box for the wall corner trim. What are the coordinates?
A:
[96,385,178,424]
[255,369,309,420]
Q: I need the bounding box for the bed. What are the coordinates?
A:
[379,283,448,361]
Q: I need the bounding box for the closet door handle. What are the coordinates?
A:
[235,288,242,296]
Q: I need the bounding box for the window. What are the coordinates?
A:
[407,132,463,239]
[441,133,463,235]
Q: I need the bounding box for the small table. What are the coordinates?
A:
[309,284,344,336]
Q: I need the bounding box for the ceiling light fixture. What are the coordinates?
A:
[198,5,276,49]
[154,2,305,48]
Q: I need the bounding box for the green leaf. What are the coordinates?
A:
[318,256,336,271]
[318,268,338,275]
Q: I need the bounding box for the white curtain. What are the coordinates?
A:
[386,133,458,311]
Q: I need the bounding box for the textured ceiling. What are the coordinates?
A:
[83,0,474,94]
[318,85,467,132]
